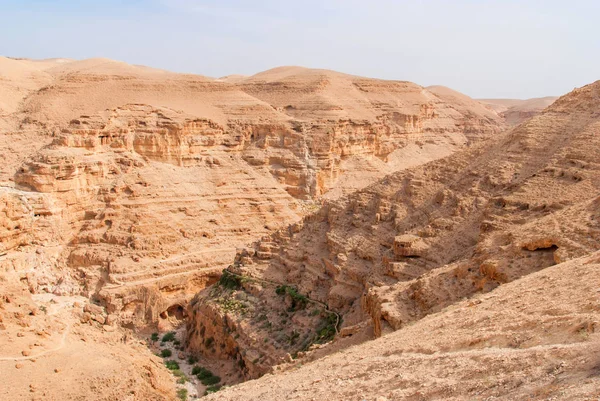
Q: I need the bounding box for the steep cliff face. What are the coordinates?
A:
[239,68,504,198]
[12,104,304,329]
[187,80,600,378]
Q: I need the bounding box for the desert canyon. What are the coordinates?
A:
[2,56,600,401]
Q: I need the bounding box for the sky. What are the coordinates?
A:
[0,0,598,99]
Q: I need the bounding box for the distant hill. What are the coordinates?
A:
[480,96,558,125]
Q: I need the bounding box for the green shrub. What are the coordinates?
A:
[196,368,213,380]
[161,349,172,358]
[165,360,180,370]
[150,332,159,342]
[191,366,202,375]
[275,285,308,310]
[187,355,198,365]
[162,332,176,342]
[315,313,338,344]
[176,388,188,401]
[201,375,221,386]
[173,339,181,346]
[218,269,242,289]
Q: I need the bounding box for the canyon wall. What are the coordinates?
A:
[1,59,504,335]
[187,80,600,378]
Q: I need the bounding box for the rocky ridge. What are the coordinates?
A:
[480,96,559,126]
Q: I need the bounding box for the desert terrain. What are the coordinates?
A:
[2,56,597,401]
[479,96,559,126]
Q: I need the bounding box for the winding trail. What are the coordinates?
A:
[0,299,74,362]
[0,322,71,362]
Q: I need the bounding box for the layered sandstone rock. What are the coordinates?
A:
[1,59,504,195]
[0,58,504,331]
[12,105,304,330]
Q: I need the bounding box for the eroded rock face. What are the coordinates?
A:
[186,267,339,380]
[188,80,600,377]
[10,105,306,329]
[2,59,505,333]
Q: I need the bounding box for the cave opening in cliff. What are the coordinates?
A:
[161,304,187,322]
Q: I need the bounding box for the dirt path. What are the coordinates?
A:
[0,296,74,362]
[0,321,71,361]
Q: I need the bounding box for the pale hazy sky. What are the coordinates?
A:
[1,0,598,98]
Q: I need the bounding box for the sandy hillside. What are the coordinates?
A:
[480,96,558,125]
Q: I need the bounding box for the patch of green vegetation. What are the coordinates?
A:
[187,355,198,365]
[218,269,243,289]
[310,308,321,316]
[177,388,188,401]
[314,313,338,344]
[194,366,221,386]
[161,349,172,358]
[195,367,213,380]
[150,332,159,342]
[162,331,176,342]
[218,297,247,313]
[275,285,308,310]
[165,360,180,370]
[173,339,181,346]
[201,375,221,386]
